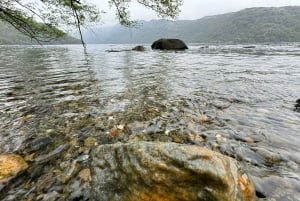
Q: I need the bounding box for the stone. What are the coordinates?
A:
[26,136,52,153]
[90,142,256,201]
[151,38,188,50]
[243,46,256,49]
[132,45,145,51]
[78,168,91,183]
[61,160,79,184]
[0,154,28,185]
[295,98,300,112]
[84,137,98,148]
[34,144,69,164]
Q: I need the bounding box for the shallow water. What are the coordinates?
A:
[0,44,299,200]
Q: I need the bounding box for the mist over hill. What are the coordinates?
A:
[83,6,300,44]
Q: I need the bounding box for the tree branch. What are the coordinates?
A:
[70,0,86,48]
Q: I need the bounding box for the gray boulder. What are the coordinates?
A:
[151,38,188,50]
[132,45,145,51]
[90,142,256,201]
[295,99,300,112]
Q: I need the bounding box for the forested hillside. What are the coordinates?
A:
[83,6,300,44]
[0,21,80,45]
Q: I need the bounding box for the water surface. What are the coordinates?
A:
[0,44,299,200]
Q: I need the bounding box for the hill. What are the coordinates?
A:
[83,6,300,44]
[0,21,80,45]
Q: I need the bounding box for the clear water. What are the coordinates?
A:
[0,44,299,200]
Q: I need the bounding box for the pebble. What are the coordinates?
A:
[46,129,56,135]
[78,168,91,182]
[39,191,60,201]
[84,137,97,148]
[26,137,52,153]
[216,134,227,144]
[0,154,28,185]
[35,144,69,164]
[61,161,78,184]
[75,154,89,163]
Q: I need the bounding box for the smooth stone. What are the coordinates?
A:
[90,142,256,201]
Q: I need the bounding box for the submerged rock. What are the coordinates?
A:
[132,45,145,51]
[243,46,256,49]
[0,154,28,186]
[90,142,256,201]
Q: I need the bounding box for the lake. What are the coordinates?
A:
[0,44,299,200]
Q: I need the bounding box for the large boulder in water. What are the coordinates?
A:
[90,142,256,201]
[151,38,188,50]
[295,99,300,112]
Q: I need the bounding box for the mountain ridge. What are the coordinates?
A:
[83,6,300,44]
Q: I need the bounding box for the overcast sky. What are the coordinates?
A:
[95,0,300,26]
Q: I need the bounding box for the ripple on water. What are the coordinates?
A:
[0,44,299,200]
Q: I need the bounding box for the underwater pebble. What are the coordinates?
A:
[46,129,56,135]
[59,161,70,170]
[286,161,298,170]
[76,154,89,163]
[78,168,91,182]
[61,161,78,184]
[84,137,97,148]
[26,136,52,153]
[216,134,227,144]
[35,144,69,164]
[39,191,61,201]
[0,154,28,185]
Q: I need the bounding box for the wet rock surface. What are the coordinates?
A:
[91,142,256,201]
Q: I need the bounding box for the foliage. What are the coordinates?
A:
[0,20,80,45]
[108,0,182,26]
[0,0,183,46]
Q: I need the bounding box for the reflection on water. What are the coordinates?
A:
[0,44,299,200]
